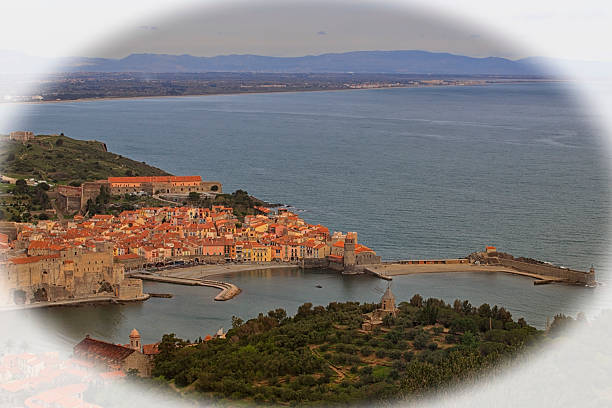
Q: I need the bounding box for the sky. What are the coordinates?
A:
[85,1,520,60]
[0,0,611,62]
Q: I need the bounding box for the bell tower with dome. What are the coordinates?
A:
[129,328,141,351]
[380,284,398,316]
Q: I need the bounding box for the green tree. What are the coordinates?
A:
[232,315,244,329]
[188,191,201,202]
[14,179,28,194]
[410,294,423,308]
[382,313,395,328]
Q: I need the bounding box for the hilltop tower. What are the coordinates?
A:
[129,328,141,351]
[343,232,356,270]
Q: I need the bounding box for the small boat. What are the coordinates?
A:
[315,285,322,288]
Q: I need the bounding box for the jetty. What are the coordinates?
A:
[131,273,241,301]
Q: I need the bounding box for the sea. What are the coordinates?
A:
[1,82,611,348]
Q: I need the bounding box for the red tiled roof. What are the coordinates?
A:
[73,336,135,363]
[142,343,160,355]
[108,176,201,183]
[115,253,141,260]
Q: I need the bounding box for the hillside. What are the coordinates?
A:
[148,297,542,406]
[0,133,170,185]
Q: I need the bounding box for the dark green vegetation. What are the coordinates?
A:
[185,189,269,222]
[81,188,266,220]
[152,296,542,406]
[0,179,51,222]
[0,134,169,185]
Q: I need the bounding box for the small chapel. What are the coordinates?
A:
[361,285,399,331]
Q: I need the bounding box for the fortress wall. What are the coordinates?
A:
[499,258,594,284]
[301,258,329,269]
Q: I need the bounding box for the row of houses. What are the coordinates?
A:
[7,205,378,269]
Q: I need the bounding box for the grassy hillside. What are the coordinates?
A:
[0,133,170,185]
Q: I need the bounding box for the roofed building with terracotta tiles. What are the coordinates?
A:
[107,175,222,195]
[4,201,380,288]
[73,329,156,377]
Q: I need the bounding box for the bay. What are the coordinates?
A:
[2,83,610,345]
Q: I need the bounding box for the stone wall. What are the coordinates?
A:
[499,258,595,285]
[356,252,381,265]
[117,278,143,300]
[1,245,123,305]
[301,258,329,269]
[121,351,153,377]
[81,181,108,209]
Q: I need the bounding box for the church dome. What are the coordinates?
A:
[129,328,140,337]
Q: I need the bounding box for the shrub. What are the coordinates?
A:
[413,333,430,350]
[360,346,373,357]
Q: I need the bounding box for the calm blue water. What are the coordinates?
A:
[2,83,610,345]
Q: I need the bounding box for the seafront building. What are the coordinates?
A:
[0,205,380,306]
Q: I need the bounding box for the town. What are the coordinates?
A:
[0,180,382,307]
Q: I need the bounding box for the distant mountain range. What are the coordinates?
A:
[1,50,555,76]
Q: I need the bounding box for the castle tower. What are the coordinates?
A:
[343,232,356,269]
[129,328,141,351]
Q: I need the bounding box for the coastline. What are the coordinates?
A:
[2,78,564,106]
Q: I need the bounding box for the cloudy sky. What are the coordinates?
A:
[86,1,520,59]
[2,0,610,62]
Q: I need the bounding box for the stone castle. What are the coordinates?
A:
[326,232,382,273]
[0,241,143,306]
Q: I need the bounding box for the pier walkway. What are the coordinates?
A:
[131,273,241,301]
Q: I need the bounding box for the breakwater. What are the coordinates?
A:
[363,255,596,287]
[498,258,595,286]
[131,274,241,301]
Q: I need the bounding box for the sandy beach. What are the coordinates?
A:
[155,262,299,280]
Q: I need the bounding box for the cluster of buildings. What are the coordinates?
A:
[0,329,163,407]
[6,131,35,143]
[0,350,109,407]
[56,175,223,213]
[0,239,144,306]
[0,203,380,306]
